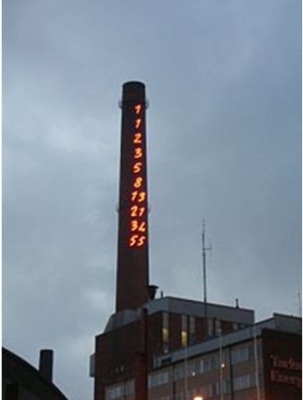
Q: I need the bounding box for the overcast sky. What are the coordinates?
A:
[3,1,301,399]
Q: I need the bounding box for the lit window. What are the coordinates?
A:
[163,328,169,342]
[162,312,169,353]
[181,315,188,347]
[181,330,188,347]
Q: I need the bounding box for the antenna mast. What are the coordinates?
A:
[296,264,301,317]
[202,220,211,303]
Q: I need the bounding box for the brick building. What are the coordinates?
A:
[91,82,302,400]
[91,310,301,400]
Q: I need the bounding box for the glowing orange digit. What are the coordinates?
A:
[138,191,146,203]
[131,191,138,201]
[137,236,146,247]
[138,207,145,216]
[134,104,142,114]
[134,147,143,159]
[133,162,142,173]
[134,177,143,188]
[132,191,146,202]
[135,119,141,129]
[131,220,138,231]
[133,133,142,144]
[131,205,138,217]
[138,222,146,232]
[131,206,145,217]
[129,234,139,247]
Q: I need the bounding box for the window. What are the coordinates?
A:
[189,316,196,344]
[223,379,231,394]
[215,319,221,336]
[188,360,198,376]
[207,318,213,336]
[231,344,254,364]
[181,330,188,347]
[162,312,169,353]
[181,315,188,347]
[174,364,184,380]
[233,322,239,330]
[233,373,255,391]
[207,383,214,397]
[203,354,219,372]
[125,380,134,396]
[199,359,204,373]
[148,370,170,388]
[105,380,134,400]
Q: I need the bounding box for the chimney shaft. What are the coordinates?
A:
[39,349,53,382]
[116,82,150,312]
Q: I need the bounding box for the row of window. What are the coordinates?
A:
[152,343,258,387]
[174,356,221,380]
[198,373,257,396]
[160,374,258,400]
[231,343,255,364]
[105,342,259,399]
[149,370,170,387]
[105,372,260,400]
[154,397,170,400]
[163,313,197,351]
[174,343,257,380]
[161,313,248,354]
[233,373,256,391]
[105,379,134,400]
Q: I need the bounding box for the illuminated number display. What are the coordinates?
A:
[129,103,147,248]
[133,133,142,143]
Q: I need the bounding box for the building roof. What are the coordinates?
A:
[2,347,68,400]
[104,295,254,333]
